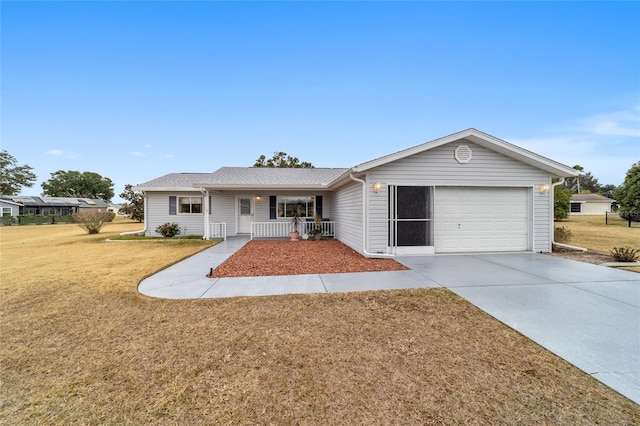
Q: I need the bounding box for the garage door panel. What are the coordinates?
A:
[435,187,530,253]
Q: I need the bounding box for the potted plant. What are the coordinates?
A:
[289,208,301,241]
[308,213,323,241]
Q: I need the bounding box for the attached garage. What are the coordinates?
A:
[434,187,530,253]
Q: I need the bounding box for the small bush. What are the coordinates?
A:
[156,222,180,238]
[610,247,640,262]
[554,226,573,244]
[74,211,113,234]
[0,216,17,226]
[108,211,116,222]
[619,210,640,222]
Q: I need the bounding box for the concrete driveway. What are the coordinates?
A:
[397,253,640,404]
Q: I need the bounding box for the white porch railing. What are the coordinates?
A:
[209,222,227,240]
[251,221,336,239]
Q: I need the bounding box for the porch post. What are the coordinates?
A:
[203,188,210,240]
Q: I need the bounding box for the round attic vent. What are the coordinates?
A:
[454,145,472,164]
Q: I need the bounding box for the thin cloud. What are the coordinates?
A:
[47,149,64,156]
[143,144,152,149]
[579,106,640,137]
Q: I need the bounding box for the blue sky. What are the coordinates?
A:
[2,1,639,202]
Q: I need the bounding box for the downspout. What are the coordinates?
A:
[119,191,148,236]
[551,178,587,252]
[349,174,395,258]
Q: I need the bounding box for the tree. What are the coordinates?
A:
[599,184,617,199]
[253,152,313,168]
[554,185,572,220]
[0,150,37,195]
[42,170,114,201]
[564,165,601,194]
[614,161,640,221]
[119,184,144,222]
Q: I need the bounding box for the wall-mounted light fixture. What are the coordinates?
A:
[538,185,550,194]
[255,196,262,201]
[372,183,383,193]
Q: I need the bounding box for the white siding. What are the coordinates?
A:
[210,193,237,235]
[145,191,206,237]
[570,202,613,215]
[331,181,363,254]
[365,141,553,253]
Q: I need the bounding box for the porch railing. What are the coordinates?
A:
[251,221,336,239]
[209,222,227,240]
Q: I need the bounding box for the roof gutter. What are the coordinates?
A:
[551,178,587,252]
[349,173,395,259]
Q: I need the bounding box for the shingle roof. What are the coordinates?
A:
[571,194,615,203]
[196,167,351,188]
[134,168,351,190]
[133,173,219,190]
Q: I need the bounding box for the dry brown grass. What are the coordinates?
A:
[555,215,640,273]
[1,222,639,424]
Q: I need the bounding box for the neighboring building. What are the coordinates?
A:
[570,194,616,215]
[0,198,22,218]
[133,129,578,255]
[107,203,124,215]
[0,196,109,216]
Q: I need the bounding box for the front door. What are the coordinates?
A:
[238,197,253,234]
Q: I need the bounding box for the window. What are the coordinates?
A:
[179,197,202,214]
[2,207,11,217]
[277,196,315,218]
[570,203,581,213]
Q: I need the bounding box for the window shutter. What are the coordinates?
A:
[169,196,177,215]
[269,196,277,219]
[316,195,323,218]
[209,196,212,215]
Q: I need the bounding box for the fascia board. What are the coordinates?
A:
[192,184,333,190]
[132,186,201,192]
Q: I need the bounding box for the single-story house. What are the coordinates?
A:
[133,128,578,256]
[0,196,109,216]
[0,198,22,218]
[570,194,616,215]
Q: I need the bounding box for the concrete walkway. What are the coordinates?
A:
[138,237,640,404]
[138,237,440,299]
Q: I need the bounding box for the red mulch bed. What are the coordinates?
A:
[211,239,408,278]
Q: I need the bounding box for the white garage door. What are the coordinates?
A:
[434,187,530,253]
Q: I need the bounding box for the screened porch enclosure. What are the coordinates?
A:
[388,186,434,253]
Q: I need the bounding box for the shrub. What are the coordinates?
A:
[0,216,17,226]
[108,211,116,222]
[554,226,572,244]
[619,210,640,222]
[74,211,113,234]
[610,247,640,262]
[156,222,180,238]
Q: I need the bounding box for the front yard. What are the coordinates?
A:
[1,221,638,424]
[553,214,640,273]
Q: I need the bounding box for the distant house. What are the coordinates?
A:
[570,194,615,215]
[0,198,22,218]
[0,196,109,216]
[134,129,578,255]
[107,203,124,215]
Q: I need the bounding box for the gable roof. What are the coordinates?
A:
[352,128,579,177]
[134,168,351,191]
[571,194,615,203]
